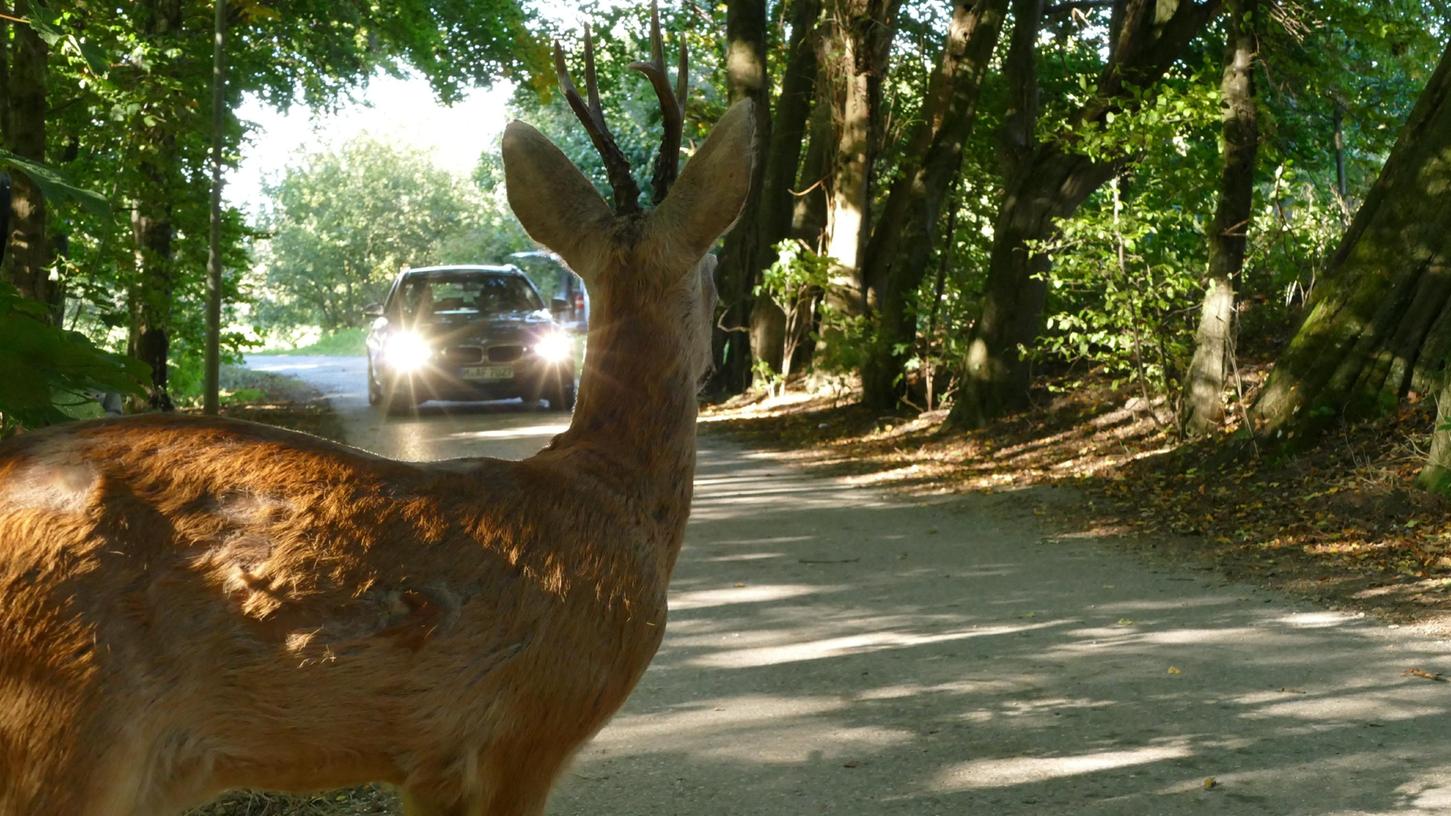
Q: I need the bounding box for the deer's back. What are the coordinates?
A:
[0,414,670,808]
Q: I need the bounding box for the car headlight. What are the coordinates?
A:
[383,330,432,372]
[533,331,573,364]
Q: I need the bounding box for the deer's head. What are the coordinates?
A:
[501,9,754,386]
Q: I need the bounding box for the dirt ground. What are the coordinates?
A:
[703,381,1451,636]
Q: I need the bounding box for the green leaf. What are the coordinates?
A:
[0,149,110,216]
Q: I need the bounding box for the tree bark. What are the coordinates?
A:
[203,0,228,415]
[1253,39,1451,446]
[823,0,900,316]
[709,0,772,397]
[792,87,833,243]
[859,0,1008,409]
[1181,0,1258,436]
[132,0,185,410]
[949,0,1223,427]
[740,0,826,382]
[5,0,50,310]
[1418,376,1451,495]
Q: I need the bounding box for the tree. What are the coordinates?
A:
[858,0,1009,408]
[260,138,479,332]
[821,0,902,314]
[4,0,50,310]
[203,0,227,416]
[949,0,1224,427]
[1253,38,1451,446]
[710,0,773,395]
[1180,0,1259,435]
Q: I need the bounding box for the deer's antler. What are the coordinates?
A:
[629,0,688,205]
[554,28,643,214]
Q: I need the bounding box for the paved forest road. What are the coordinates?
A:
[250,356,1451,815]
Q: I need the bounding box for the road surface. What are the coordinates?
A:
[249,355,1451,815]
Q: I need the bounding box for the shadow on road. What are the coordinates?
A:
[551,442,1451,816]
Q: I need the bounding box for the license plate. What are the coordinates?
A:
[461,365,513,381]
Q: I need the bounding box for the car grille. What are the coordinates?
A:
[440,346,484,365]
[488,345,524,363]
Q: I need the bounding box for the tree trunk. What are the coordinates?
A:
[859,0,1008,409]
[1253,39,1451,446]
[949,0,1224,427]
[709,0,772,397]
[792,88,833,243]
[1418,376,1451,495]
[0,14,9,143]
[5,0,50,310]
[203,0,228,415]
[738,0,825,382]
[823,0,900,316]
[1181,0,1258,436]
[132,0,185,410]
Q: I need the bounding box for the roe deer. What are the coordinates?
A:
[0,15,754,816]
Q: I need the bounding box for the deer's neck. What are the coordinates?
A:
[549,294,699,499]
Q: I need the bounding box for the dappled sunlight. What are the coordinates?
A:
[933,744,1195,792]
[446,422,568,440]
[592,694,916,765]
[670,583,826,611]
[692,623,1058,669]
[1243,693,1445,724]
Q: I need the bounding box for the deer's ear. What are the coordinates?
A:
[650,100,757,266]
[503,120,614,275]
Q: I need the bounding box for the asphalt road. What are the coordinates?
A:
[249,355,1451,815]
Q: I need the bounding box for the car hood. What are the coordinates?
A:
[418,310,556,343]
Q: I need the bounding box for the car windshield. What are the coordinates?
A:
[395,273,544,319]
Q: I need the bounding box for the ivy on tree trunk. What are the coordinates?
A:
[1254,39,1451,447]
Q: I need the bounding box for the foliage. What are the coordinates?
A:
[756,240,833,387]
[257,137,528,332]
[265,328,369,357]
[1028,67,1220,398]
[0,282,147,435]
[1035,176,1208,397]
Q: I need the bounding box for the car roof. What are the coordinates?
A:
[400,264,525,279]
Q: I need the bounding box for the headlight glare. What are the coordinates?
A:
[383,331,432,372]
[534,331,573,364]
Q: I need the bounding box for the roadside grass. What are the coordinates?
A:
[702,369,1451,633]
[262,327,367,357]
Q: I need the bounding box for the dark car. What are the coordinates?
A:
[508,250,590,332]
[364,264,576,413]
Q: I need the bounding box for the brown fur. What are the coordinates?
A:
[0,100,755,815]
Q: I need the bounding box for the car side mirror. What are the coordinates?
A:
[361,303,383,321]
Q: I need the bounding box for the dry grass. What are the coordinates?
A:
[189,787,398,816]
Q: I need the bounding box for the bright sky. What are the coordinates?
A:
[226,72,516,214]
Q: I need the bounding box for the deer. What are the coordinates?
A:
[0,11,754,816]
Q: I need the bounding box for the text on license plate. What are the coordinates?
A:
[461,365,513,381]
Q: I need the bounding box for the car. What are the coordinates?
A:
[364,264,577,414]
[508,250,590,332]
